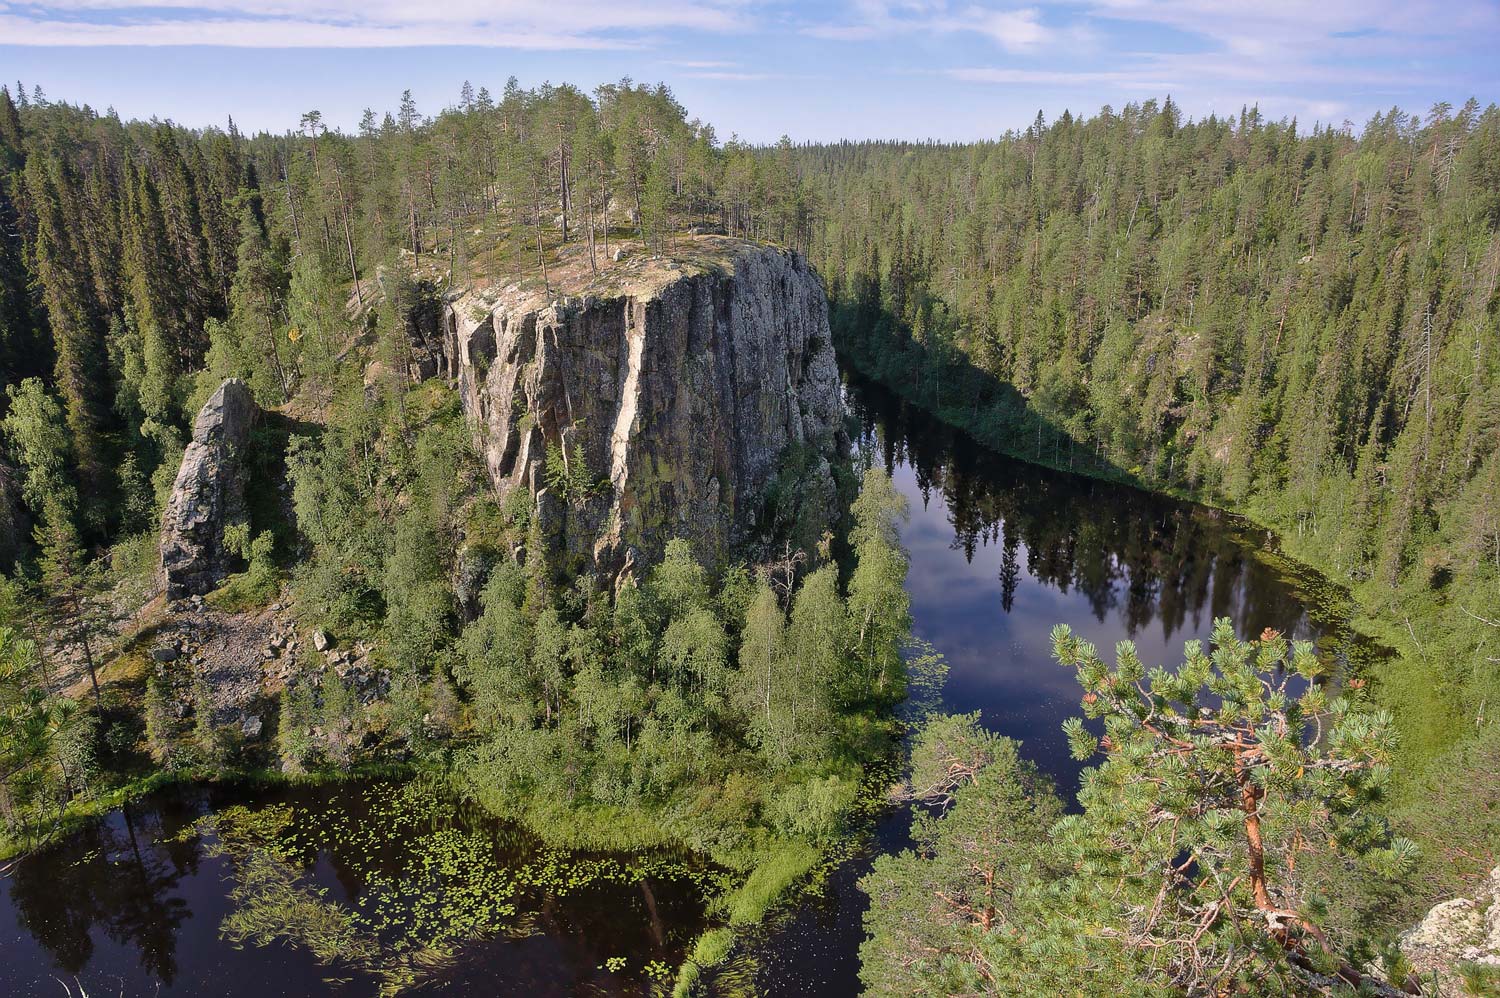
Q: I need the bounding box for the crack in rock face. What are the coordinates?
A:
[443,244,847,577]
[159,378,257,600]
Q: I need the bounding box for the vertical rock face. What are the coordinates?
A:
[445,242,846,575]
[160,378,257,599]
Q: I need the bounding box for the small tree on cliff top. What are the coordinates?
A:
[1052,619,1416,994]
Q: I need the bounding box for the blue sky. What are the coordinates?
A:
[2,1,1498,141]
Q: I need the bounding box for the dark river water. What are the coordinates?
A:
[0,368,1376,997]
[747,370,1380,995]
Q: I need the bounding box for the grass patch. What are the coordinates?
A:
[691,926,735,966]
[671,923,738,995]
[723,842,820,926]
[206,565,283,613]
[460,789,680,855]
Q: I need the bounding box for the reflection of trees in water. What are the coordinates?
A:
[847,374,1317,647]
[8,801,192,982]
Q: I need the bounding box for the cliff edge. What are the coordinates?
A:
[441,237,846,576]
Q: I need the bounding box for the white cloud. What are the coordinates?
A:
[680,70,780,80]
[949,66,1181,90]
[804,1,1055,51]
[0,0,752,47]
[968,8,1047,52]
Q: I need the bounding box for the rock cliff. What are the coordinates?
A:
[160,378,257,599]
[442,239,845,575]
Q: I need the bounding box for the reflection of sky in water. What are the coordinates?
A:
[852,374,1344,794]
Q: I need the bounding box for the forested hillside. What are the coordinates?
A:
[1,77,1498,995]
[796,99,1500,797]
[0,79,814,567]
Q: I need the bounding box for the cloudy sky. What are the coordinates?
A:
[3,0,1498,140]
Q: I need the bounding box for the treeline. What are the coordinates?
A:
[0,79,815,567]
[794,98,1500,768]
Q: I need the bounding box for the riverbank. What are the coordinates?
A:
[834,330,1498,929]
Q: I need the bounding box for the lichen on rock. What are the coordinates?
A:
[159,378,257,599]
[1399,867,1500,996]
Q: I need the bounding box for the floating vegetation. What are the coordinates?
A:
[178,780,721,995]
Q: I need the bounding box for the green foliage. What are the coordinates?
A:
[2,378,73,512]
[319,670,364,769]
[724,842,820,926]
[0,620,96,844]
[691,926,734,967]
[277,681,316,774]
[209,526,280,612]
[765,775,858,843]
[861,715,1065,996]
[862,625,1419,996]
[804,103,1500,938]
[544,439,604,502]
[1459,962,1500,997]
[142,669,176,767]
[191,675,225,765]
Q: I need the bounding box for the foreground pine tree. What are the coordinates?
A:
[861,620,1416,996]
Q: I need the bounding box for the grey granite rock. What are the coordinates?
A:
[445,243,846,577]
[159,379,256,599]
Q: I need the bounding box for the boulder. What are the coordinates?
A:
[1400,867,1500,995]
[312,629,331,652]
[159,379,257,599]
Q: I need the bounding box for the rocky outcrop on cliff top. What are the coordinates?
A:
[443,239,845,575]
[1399,867,1500,995]
[160,378,257,599]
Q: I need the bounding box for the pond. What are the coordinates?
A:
[0,368,1379,998]
[0,780,711,996]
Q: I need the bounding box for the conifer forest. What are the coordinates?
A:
[0,35,1498,998]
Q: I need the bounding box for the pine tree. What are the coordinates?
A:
[226,187,290,402]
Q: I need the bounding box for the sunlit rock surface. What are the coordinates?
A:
[443,238,845,575]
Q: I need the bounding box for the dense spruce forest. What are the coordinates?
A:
[796,98,1500,858]
[0,79,893,993]
[0,75,1497,997]
[0,78,814,554]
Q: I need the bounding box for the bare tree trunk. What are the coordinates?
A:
[557,125,570,243]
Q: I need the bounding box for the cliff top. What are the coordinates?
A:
[440,233,788,319]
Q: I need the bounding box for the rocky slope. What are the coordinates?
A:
[1399,866,1500,995]
[440,238,846,576]
[160,378,257,599]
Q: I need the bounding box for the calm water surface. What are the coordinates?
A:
[748,369,1380,995]
[0,782,707,996]
[1,368,1376,998]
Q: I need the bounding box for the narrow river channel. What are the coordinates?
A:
[748,369,1381,995]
